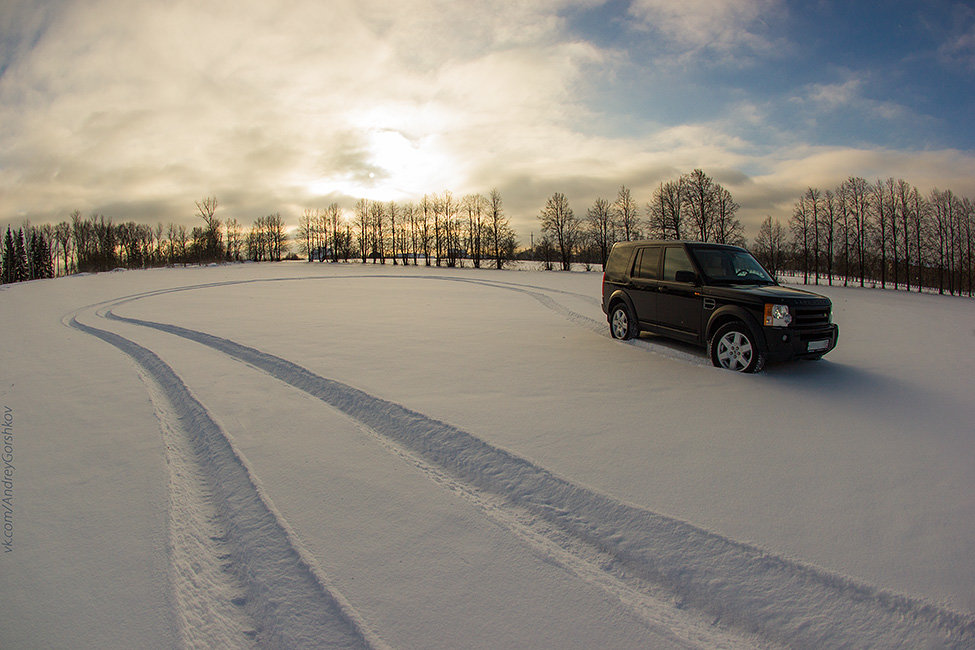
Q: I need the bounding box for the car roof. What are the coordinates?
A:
[612,240,745,251]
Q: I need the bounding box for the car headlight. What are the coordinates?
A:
[764,304,792,327]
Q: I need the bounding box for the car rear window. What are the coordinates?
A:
[605,246,633,278]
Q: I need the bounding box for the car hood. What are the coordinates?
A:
[706,283,831,305]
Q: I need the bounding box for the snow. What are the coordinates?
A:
[1,261,973,648]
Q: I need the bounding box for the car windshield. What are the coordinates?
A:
[690,247,775,285]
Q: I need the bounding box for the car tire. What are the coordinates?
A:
[609,302,637,340]
[709,322,766,373]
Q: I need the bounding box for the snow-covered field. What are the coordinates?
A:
[1,261,973,649]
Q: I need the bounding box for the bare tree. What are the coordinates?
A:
[684,169,716,242]
[895,180,916,291]
[844,177,870,286]
[419,195,433,265]
[462,193,487,268]
[194,196,223,262]
[790,194,813,284]
[485,189,514,270]
[174,224,188,265]
[648,179,686,240]
[439,191,459,267]
[586,197,614,267]
[538,192,580,271]
[712,186,744,246]
[871,179,893,288]
[753,216,786,278]
[353,198,370,262]
[799,188,822,283]
[297,209,318,261]
[962,197,974,297]
[821,190,838,285]
[929,188,958,295]
[388,201,399,265]
[400,202,416,265]
[911,188,928,291]
[225,218,244,262]
[613,185,640,241]
[370,201,386,263]
[53,220,73,276]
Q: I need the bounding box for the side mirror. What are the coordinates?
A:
[674,270,698,284]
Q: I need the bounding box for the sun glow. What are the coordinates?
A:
[304,113,461,203]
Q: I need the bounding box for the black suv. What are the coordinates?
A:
[601,241,838,372]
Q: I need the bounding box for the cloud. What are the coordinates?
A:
[780,73,927,146]
[0,0,614,222]
[733,145,975,230]
[626,0,786,62]
[1,0,974,245]
[939,22,975,69]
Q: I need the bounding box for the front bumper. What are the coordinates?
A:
[763,324,839,363]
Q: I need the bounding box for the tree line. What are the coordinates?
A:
[536,169,744,270]
[534,168,973,298]
[2,225,55,283]
[1,200,291,281]
[2,172,973,299]
[0,189,519,283]
[294,189,517,269]
[753,177,975,297]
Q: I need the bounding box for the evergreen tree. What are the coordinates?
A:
[13,229,29,282]
[28,229,38,279]
[35,231,55,278]
[2,227,14,284]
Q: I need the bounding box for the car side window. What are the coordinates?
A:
[663,247,694,282]
[634,247,660,279]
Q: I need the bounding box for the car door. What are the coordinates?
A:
[628,246,661,327]
[656,246,704,339]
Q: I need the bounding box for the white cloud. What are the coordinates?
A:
[790,75,916,127]
[939,22,975,69]
[627,0,785,61]
[1,0,974,244]
[0,0,607,222]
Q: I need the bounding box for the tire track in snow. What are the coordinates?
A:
[84,272,710,367]
[340,407,764,650]
[67,315,383,649]
[99,306,975,649]
[435,276,710,366]
[147,373,260,648]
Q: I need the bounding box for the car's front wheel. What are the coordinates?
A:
[709,322,766,372]
[609,302,636,340]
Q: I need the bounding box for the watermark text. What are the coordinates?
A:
[2,406,14,553]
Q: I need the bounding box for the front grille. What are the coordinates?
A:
[794,305,831,329]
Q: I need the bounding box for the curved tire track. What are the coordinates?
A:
[68,315,381,649]
[69,273,975,648]
[94,293,973,649]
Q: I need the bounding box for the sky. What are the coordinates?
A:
[1,0,974,242]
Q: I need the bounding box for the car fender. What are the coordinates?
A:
[605,288,637,321]
[705,305,765,347]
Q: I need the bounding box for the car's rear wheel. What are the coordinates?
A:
[709,322,766,373]
[609,303,636,340]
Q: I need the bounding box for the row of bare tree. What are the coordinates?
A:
[23,200,290,276]
[537,169,745,270]
[7,174,973,299]
[295,190,518,269]
[752,178,975,296]
[16,189,518,277]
